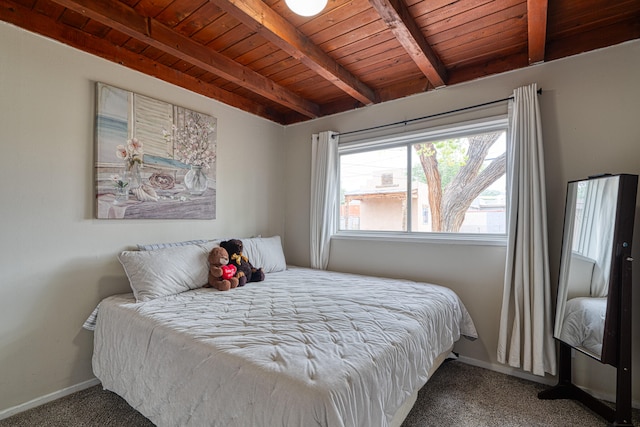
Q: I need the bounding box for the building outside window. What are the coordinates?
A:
[338,117,508,240]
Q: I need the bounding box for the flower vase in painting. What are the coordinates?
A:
[111,174,129,205]
[116,138,144,190]
[163,111,215,196]
[125,162,143,190]
[184,165,208,196]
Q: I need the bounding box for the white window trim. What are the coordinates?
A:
[336,115,509,244]
[333,231,507,246]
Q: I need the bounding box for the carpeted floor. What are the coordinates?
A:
[1,360,636,426]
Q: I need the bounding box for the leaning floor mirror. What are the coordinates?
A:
[539,173,638,426]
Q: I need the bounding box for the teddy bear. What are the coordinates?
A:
[220,239,265,287]
[206,246,239,291]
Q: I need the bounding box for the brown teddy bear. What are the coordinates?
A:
[206,246,239,291]
[220,239,265,287]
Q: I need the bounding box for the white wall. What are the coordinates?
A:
[0,22,285,413]
[283,39,640,403]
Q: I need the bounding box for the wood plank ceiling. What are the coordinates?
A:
[2,0,639,124]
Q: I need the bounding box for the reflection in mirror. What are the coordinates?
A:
[554,175,619,360]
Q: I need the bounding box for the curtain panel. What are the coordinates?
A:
[310,131,339,270]
[497,83,556,376]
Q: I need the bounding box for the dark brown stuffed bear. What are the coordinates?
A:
[220,239,265,287]
[205,246,239,291]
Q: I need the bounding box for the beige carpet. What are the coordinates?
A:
[1,360,636,426]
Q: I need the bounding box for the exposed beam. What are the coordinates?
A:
[0,0,286,123]
[210,0,379,105]
[48,0,320,118]
[368,0,447,87]
[527,0,548,64]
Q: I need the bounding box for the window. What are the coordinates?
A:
[338,117,508,240]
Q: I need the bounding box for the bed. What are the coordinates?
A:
[85,236,477,427]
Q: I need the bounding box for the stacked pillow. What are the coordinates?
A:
[119,236,286,302]
[242,236,286,274]
[136,239,209,251]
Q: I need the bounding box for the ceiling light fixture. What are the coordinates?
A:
[285,0,327,17]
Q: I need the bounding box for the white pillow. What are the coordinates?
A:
[196,239,222,253]
[242,235,286,273]
[118,245,209,302]
[137,239,208,251]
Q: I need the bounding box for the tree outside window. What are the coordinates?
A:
[339,120,507,236]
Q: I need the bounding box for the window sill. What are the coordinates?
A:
[333,231,507,246]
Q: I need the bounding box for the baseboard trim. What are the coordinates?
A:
[456,355,556,386]
[0,377,100,421]
[457,355,640,409]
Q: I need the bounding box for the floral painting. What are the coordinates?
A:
[95,82,217,219]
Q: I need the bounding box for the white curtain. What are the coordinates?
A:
[497,83,556,376]
[575,178,618,296]
[310,131,339,270]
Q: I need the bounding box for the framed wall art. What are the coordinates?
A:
[95,82,217,219]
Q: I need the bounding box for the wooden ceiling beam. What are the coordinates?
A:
[368,0,447,87]
[210,0,379,105]
[527,0,548,64]
[0,0,286,123]
[48,0,320,118]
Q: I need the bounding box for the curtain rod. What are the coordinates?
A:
[334,88,542,138]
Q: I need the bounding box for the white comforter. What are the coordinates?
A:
[559,296,606,357]
[93,267,477,427]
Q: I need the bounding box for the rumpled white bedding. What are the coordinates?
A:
[92,267,477,427]
[559,296,606,356]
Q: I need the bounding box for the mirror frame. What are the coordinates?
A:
[540,173,637,425]
[599,174,637,366]
[553,174,637,364]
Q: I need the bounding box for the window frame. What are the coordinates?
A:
[336,115,510,245]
